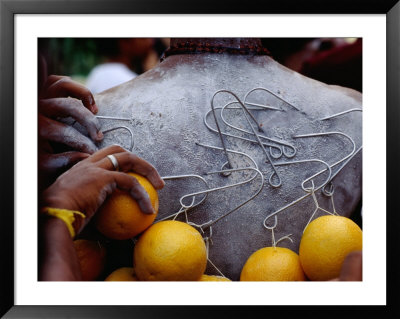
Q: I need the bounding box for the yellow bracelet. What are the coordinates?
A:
[41,207,86,238]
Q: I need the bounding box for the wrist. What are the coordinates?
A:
[40,206,86,238]
[40,189,75,211]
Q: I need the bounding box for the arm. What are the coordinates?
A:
[38,145,165,281]
[39,216,82,281]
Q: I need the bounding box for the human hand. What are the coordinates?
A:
[40,145,165,234]
[38,58,104,186]
[39,74,103,150]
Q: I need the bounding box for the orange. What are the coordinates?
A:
[133,220,207,281]
[96,172,159,240]
[199,274,231,281]
[240,247,305,281]
[105,267,137,281]
[74,239,106,281]
[299,215,362,281]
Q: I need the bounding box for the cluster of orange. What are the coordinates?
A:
[73,173,362,282]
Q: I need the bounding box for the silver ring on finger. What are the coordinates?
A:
[106,154,119,171]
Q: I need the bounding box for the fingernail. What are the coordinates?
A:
[97,131,103,140]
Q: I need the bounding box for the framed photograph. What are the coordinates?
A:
[1,0,398,317]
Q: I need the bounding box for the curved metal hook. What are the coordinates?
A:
[321,146,362,196]
[204,107,284,158]
[96,115,131,121]
[201,166,265,229]
[319,108,362,121]
[180,166,260,209]
[263,214,278,230]
[244,87,300,112]
[161,174,210,209]
[212,90,282,188]
[210,91,234,171]
[195,141,259,170]
[293,131,356,189]
[274,158,332,192]
[220,102,296,158]
[263,131,358,222]
[102,125,134,151]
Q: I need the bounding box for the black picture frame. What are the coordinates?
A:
[1,0,399,317]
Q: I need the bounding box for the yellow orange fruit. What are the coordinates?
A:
[240,247,305,281]
[105,267,137,281]
[299,215,362,281]
[134,220,207,281]
[74,239,106,281]
[96,172,159,240]
[199,274,231,281]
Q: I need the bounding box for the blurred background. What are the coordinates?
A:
[38,37,361,93]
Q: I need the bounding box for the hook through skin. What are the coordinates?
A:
[263,130,358,223]
[219,101,297,158]
[211,90,282,188]
[204,107,285,159]
[243,87,300,112]
[292,131,356,189]
[273,158,332,192]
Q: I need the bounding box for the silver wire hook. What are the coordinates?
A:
[243,87,300,112]
[263,131,358,222]
[203,107,284,158]
[179,166,260,209]
[201,166,265,230]
[189,142,265,229]
[161,174,210,209]
[319,108,362,121]
[210,91,234,172]
[102,125,134,151]
[293,131,356,189]
[220,102,297,158]
[96,115,131,121]
[212,90,282,188]
[195,141,259,170]
[273,158,332,192]
[263,214,278,230]
[321,146,362,196]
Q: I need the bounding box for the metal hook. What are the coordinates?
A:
[102,125,134,151]
[293,131,356,190]
[263,214,293,248]
[220,101,296,158]
[161,174,210,210]
[196,141,259,170]
[189,142,265,228]
[244,87,300,112]
[96,115,131,121]
[321,146,362,196]
[203,107,284,159]
[263,131,358,223]
[273,158,332,192]
[179,166,260,210]
[263,214,278,230]
[210,91,234,172]
[319,108,362,121]
[201,166,265,230]
[212,90,282,188]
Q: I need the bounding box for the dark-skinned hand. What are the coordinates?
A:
[40,145,165,235]
[38,55,104,189]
